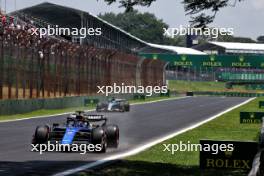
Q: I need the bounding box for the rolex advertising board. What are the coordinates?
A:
[200,140,258,170]
[240,112,264,124]
[140,53,264,69]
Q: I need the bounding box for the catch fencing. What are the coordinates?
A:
[0,27,166,100]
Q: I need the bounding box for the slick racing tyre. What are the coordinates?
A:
[105,125,119,148]
[96,104,102,112]
[124,104,130,112]
[34,125,49,144]
[92,127,107,153]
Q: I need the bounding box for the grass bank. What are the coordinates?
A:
[169,80,251,93]
[78,97,262,176]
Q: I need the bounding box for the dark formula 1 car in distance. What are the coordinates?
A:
[32,111,119,153]
[96,98,130,112]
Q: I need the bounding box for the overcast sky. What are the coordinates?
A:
[2,0,264,40]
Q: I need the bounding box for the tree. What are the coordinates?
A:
[101,0,245,28]
[257,36,264,43]
[99,11,185,45]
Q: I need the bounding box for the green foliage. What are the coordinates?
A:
[99,11,185,45]
[257,36,264,43]
[101,0,245,27]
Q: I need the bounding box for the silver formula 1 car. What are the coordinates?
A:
[96,98,130,112]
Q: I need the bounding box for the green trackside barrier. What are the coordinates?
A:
[0,96,87,115]
[160,89,170,97]
[133,94,146,100]
[259,101,264,108]
[133,95,140,100]
[84,99,99,106]
[140,95,146,100]
[0,93,155,115]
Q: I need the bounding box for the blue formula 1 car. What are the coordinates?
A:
[32,111,119,153]
[96,98,130,112]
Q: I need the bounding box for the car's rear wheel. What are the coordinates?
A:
[34,125,49,144]
[92,127,107,153]
[125,104,130,112]
[105,125,119,148]
[120,103,125,112]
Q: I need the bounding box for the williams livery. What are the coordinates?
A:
[32,111,119,152]
[96,98,130,112]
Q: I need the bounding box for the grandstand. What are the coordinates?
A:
[2,2,264,98]
[10,2,205,56]
[193,41,264,55]
[0,3,172,100]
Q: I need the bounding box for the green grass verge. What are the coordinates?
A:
[0,96,176,122]
[0,106,94,121]
[169,80,251,93]
[77,97,262,176]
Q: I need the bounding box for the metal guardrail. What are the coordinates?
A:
[248,117,264,176]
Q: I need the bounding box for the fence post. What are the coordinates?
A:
[0,32,3,99]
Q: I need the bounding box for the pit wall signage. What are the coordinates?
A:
[174,55,193,66]
[200,140,258,170]
[202,55,222,67]
[139,53,264,69]
[231,56,251,67]
[240,112,264,124]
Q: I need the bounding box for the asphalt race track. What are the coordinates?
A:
[0,96,249,176]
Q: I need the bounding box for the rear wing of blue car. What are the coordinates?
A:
[83,114,107,122]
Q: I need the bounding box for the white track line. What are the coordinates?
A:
[53,97,255,176]
[0,96,186,123]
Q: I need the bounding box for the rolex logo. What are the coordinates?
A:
[224,150,233,158]
[239,56,245,62]
[153,55,158,60]
[210,56,215,62]
[181,55,187,61]
[250,113,255,119]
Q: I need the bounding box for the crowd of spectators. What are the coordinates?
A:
[0,12,165,99]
